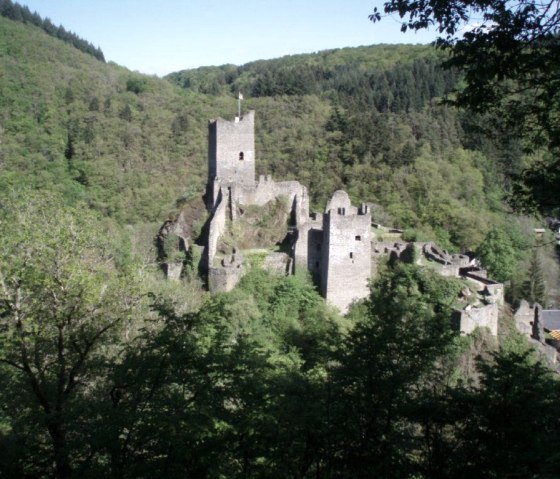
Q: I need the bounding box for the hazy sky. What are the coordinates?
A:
[18,1,437,76]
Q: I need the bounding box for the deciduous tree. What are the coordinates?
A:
[0,191,138,478]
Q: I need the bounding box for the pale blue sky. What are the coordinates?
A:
[19,1,438,76]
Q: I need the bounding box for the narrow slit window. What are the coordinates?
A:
[349,252,353,259]
[239,152,244,160]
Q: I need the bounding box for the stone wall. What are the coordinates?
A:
[514,299,534,336]
[231,175,308,214]
[206,187,228,269]
[208,111,255,206]
[263,252,292,275]
[422,243,471,274]
[208,253,244,292]
[321,191,371,314]
[293,215,323,275]
[372,241,408,258]
[463,272,504,306]
[514,301,559,367]
[453,303,498,336]
[165,262,183,281]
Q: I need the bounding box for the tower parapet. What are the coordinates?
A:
[320,191,372,314]
[207,111,255,209]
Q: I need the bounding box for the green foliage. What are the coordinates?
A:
[524,246,547,305]
[161,231,185,263]
[327,264,464,477]
[3,15,560,478]
[476,227,518,282]
[0,14,536,261]
[126,75,149,94]
[0,190,140,477]
[372,0,560,215]
[453,344,560,478]
[0,15,220,224]
[2,224,559,477]
[183,245,202,279]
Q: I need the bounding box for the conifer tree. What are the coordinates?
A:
[525,246,546,305]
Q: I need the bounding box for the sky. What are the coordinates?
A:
[18,1,438,77]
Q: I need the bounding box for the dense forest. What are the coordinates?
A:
[1,7,560,478]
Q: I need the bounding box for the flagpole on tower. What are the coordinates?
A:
[238,91,243,118]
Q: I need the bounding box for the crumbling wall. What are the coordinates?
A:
[453,303,498,336]
[422,243,471,276]
[232,176,308,216]
[372,241,409,258]
[294,214,323,275]
[206,188,228,269]
[513,301,558,367]
[514,299,534,336]
[263,252,292,275]
[165,262,183,281]
[463,272,504,306]
[208,252,244,292]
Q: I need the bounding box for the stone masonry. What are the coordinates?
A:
[320,192,371,314]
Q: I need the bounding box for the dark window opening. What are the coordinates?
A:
[315,261,319,268]
[349,252,353,259]
[239,152,244,160]
[355,235,362,241]
[316,243,321,251]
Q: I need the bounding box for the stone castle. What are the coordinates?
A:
[205,110,372,313]
[162,109,503,335]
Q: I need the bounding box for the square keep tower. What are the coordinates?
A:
[208,110,255,192]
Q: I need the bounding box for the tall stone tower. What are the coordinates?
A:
[207,110,255,207]
[320,191,371,313]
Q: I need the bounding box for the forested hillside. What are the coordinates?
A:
[0,11,524,240]
[1,11,560,478]
[167,46,533,255]
[1,16,207,223]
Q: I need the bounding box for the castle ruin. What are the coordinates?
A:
[162,109,503,334]
[205,110,372,313]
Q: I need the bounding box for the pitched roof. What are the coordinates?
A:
[549,330,560,341]
[542,310,560,331]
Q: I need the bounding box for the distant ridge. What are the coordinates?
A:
[0,0,105,61]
